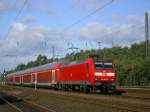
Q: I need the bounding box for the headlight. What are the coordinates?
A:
[95,72,103,76]
[107,73,115,76]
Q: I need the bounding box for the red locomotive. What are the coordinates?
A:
[6,57,116,93]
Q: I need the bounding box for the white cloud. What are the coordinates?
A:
[79,16,145,46]
[2,23,68,56]
[0,14,147,72]
[0,21,73,71]
[112,14,122,21]
[11,21,27,32]
[22,16,35,24]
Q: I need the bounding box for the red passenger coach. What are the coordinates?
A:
[6,57,117,93]
[6,62,62,87]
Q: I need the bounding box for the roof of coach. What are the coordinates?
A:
[7,62,58,76]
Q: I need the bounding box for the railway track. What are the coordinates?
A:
[121,94,150,101]
[92,91,150,102]
[123,88,150,94]
[44,92,150,112]
[36,87,150,102]
[0,96,23,112]
[116,88,150,101]
[25,88,150,112]
[0,93,56,112]
[0,88,138,112]
[1,85,150,112]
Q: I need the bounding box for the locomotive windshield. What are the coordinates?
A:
[95,60,113,69]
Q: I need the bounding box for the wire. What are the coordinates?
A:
[3,0,28,39]
[63,0,114,31]
[16,0,28,20]
[61,0,114,54]
[2,0,114,58]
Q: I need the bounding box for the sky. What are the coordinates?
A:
[0,0,150,72]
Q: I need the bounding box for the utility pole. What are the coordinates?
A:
[68,43,79,60]
[145,12,149,58]
[98,42,104,58]
[112,42,114,48]
[98,42,101,49]
[52,45,55,61]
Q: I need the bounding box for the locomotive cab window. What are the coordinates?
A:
[95,61,103,69]
[103,61,113,68]
[94,60,113,69]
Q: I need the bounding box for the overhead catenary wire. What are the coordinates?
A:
[60,0,146,50]
[61,0,114,54]
[2,0,114,58]
[63,0,114,31]
[0,0,28,60]
[0,0,17,38]
[3,0,28,39]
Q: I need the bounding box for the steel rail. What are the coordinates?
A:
[23,99,57,112]
[0,97,23,112]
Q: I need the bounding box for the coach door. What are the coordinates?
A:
[52,70,56,83]
[31,73,35,84]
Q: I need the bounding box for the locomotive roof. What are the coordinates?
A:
[63,59,85,66]
[62,58,113,66]
[7,62,58,77]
